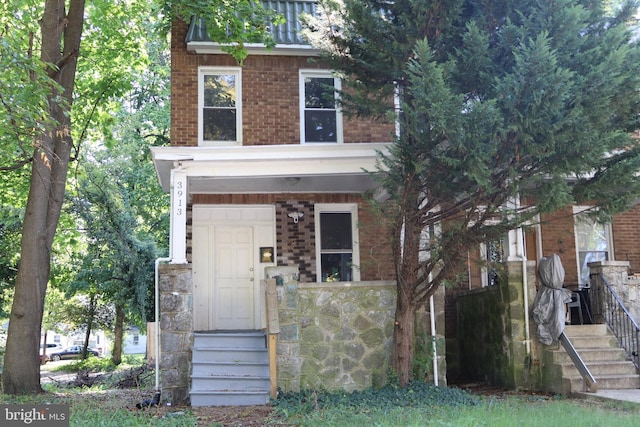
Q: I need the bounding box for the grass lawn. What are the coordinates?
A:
[269,383,640,427]
[2,361,639,426]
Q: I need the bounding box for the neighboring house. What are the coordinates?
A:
[41,329,109,356]
[152,0,640,407]
[123,327,147,355]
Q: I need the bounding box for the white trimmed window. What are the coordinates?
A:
[300,70,343,144]
[574,206,613,287]
[198,67,242,145]
[315,204,360,282]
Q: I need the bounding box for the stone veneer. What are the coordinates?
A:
[266,266,397,391]
[156,262,448,403]
[158,263,193,405]
[456,260,539,390]
[265,266,447,391]
[589,260,638,321]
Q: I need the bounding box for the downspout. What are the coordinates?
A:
[154,257,170,392]
[517,227,531,356]
[154,168,177,391]
[429,294,438,386]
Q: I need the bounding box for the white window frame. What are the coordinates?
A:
[198,67,242,146]
[300,69,343,144]
[315,203,360,282]
[573,206,614,287]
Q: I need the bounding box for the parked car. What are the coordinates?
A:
[49,345,99,361]
[39,343,63,364]
[40,343,63,352]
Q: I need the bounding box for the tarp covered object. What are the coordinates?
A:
[532,253,572,345]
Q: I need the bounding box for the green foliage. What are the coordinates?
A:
[0,0,63,161]
[411,333,444,382]
[160,0,285,63]
[273,382,480,415]
[272,386,640,426]
[307,0,640,384]
[52,353,146,374]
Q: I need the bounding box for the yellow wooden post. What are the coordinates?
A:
[265,279,279,399]
[268,334,278,399]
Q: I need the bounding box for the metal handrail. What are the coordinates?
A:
[559,332,598,392]
[589,272,640,370]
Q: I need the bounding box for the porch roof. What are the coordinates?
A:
[151,143,391,196]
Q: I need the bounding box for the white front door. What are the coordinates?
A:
[213,226,255,330]
[192,205,275,331]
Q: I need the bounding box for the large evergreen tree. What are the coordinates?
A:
[305,0,640,386]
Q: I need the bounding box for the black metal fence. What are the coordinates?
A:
[589,272,640,370]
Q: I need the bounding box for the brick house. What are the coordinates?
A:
[152,0,640,406]
[151,1,411,405]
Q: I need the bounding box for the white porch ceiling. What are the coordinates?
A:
[151,143,392,195]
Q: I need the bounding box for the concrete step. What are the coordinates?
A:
[193,331,266,348]
[551,347,629,364]
[192,361,269,377]
[190,390,270,406]
[193,347,268,364]
[566,374,640,393]
[190,331,270,407]
[564,324,609,337]
[547,324,640,395]
[564,335,618,349]
[191,375,270,392]
[558,360,637,376]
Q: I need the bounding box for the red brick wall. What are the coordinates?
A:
[612,203,640,275]
[537,204,640,284]
[539,208,579,285]
[171,20,394,146]
[190,194,394,282]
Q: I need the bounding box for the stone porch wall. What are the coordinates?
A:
[156,263,448,404]
[589,260,638,322]
[158,263,193,405]
[266,266,447,392]
[456,260,539,390]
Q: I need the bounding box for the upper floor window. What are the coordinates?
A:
[315,204,360,282]
[199,67,242,145]
[300,70,343,143]
[574,207,613,287]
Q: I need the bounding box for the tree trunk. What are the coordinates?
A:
[82,316,93,360]
[391,194,422,387]
[392,287,417,387]
[3,0,85,394]
[112,304,125,365]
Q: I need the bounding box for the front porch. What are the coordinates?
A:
[157,263,446,405]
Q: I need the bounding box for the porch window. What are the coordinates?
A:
[574,207,613,287]
[479,237,505,287]
[315,204,360,282]
[198,67,242,145]
[300,70,343,143]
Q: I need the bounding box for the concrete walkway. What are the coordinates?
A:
[575,389,640,404]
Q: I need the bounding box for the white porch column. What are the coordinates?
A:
[506,196,524,261]
[170,167,188,264]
